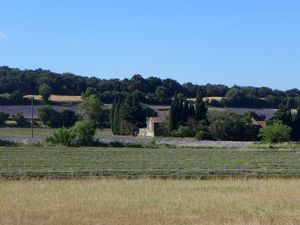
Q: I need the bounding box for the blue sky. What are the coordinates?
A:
[0,0,299,90]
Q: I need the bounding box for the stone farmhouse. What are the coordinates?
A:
[138,116,165,137]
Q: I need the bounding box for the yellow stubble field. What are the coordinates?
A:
[0,179,299,225]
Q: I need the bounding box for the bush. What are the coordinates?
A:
[46,128,76,146]
[61,109,78,128]
[73,120,96,145]
[0,139,15,146]
[171,126,196,137]
[259,121,292,143]
[0,112,9,127]
[208,111,260,141]
[12,113,31,128]
[37,105,62,128]
[195,131,210,140]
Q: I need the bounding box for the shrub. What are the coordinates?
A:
[109,141,125,147]
[46,128,76,146]
[0,112,9,127]
[73,120,96,145]
[0,139,15,146]
[259,121,292,143]
[208,111,260,141]
[61,109,78,128]
[37,106,62,128]
[12,113,31,128]
[171,126,196,137]
[195,131,210,140]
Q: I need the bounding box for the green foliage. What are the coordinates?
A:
[37,106,78,128]
[195,131,210,140]
[37,105,62,128]
[110,92,148,136]
[208,111,260,141]
[292,99,300,140]
[46,128,76,146]
[12,113,30,128]
[47,120,97,146]
[168,93,186,131]
[0,92,30,105]
[171,126,196,137]
[0,112,9,127]
[168,91,207,134]
[73,120,96,146]
[155,86,168,102]
[81,93,104,128]
[259,121,291,143]
[274,102,293,127]
[61,109,78,128]
[195,89,207,121]
[39,83,52,102]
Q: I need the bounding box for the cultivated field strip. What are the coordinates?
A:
[0,147,299,179]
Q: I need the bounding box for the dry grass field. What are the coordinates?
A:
[0,179,299,225]
[24,95,82,102]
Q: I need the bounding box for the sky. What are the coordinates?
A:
[0,0,300,90]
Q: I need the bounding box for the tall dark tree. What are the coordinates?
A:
[195,89,207,122]
[274,101,292,127]
[292,99,300,140]
[168,94,178,131]
[168,93,186,131]
[110,92,146,136]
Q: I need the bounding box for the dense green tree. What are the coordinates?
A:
[81,93,104,128]
[273,101,293,127]
[0,66,299,108]
[110,92,149,136]
[155,86,168,102]
[61,109,78,128]
[291,99,300,140]
[39,83,52,102]
[208,111,260,141]
[195,89,207,122]
[37,105,62,128]
[73,120,96,145]
[259,120,291,143]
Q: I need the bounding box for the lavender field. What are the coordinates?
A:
[0,105,80,118]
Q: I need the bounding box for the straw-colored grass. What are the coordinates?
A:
[0,179,299,225]
[24,95,81,102]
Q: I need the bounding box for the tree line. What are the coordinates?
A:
[1,66,300,108]
[1,87,298,144]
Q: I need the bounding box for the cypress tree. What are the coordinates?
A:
[183,100,189,120]
[195,89,207,122]
[113,98,121,135]
[110,98,116,134]
[188,101,195,118]
[292,99,300,140]
[275,100,292,127]
[168,94,178,131]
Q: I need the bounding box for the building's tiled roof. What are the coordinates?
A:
[149,116,165,123]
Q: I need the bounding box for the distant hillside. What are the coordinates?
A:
[1,66,300,108]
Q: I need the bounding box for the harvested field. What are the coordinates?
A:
[24,95,82,102]
[1,146,299,179]
[0,179,299,225]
